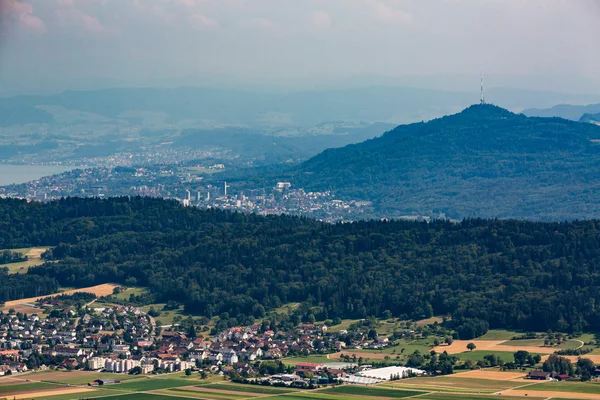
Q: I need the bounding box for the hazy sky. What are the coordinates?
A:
[1,0,600,94]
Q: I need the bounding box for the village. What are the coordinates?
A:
[0,292,425,389]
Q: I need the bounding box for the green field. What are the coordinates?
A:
[271,302,301,315]
[139,303,186,326]
[111,286,149,301]
[418,394,545,400]
[385,376,526,393]
[321,385,425,398]
[0,246,51,274]
[105,377,195,391]
[499,338,582,350]
[203,383,298,394]
[324,319,361,332]
[37,372,142,385]
[476,329,520,340]
[166,388,252,399]
[86,394,191,400]
[282,354,333,365]
[165,388,248,399]
[0,382,58,395]
[525,381,600,394]
[455,350,536,363]
[499,339,545,347]
[261,394,364,400]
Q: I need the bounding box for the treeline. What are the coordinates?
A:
[0,269,58,303]
[5,197,600,334]
[0,250,26,264]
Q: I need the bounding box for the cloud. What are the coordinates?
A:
[247,16,276,29]
[0,0,46,34]
[54,1,107,33]
[310,10,332,28]
[365,0,413,22]
[190,13,219,28]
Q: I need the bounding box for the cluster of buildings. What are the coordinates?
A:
[0,301,157,376]
[1,292,404,381]
[0,163,376,223]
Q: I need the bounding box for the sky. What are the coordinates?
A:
[1,0,600,95]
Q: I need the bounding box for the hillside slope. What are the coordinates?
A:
[3,196,600,333]
[580,112,600,124]
[293,104,600,220]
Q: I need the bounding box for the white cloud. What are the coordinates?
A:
[0,0,47,34]
[366,0,412,22]
[310,9,332,28]
[190,13,219,28]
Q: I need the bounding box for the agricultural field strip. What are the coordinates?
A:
[516,382,600,394]
[2,283,119,308]
[385,384,508,394]
[162,388,254,399]
[200,383,298,394]
[0,381,60,395]
[170,384,272,397]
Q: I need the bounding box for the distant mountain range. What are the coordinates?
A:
[276,104,600,220]
[523,103,600,121]
[3,86,600,128]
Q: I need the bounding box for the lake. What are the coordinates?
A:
[0,165,82,186]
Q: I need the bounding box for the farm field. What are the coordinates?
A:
[414,316,445,326]
[282,354,333,364]
[264,395,366,400]
[111,286,148,301]
[202,383,298,394]
[12,388,128,400]
[476,329,520,340]
[548,354,600,364]
[519,381,600,394]
[0,247,51,274]
[453,350,530,363]
[450,369,526,380]
[164,387,255,399]
[26,370,143,385]
[434,340,554,356]
[352,338,434,355]
[85,394,192,400]
[103,377,197,391]
[500,338,583,350]
[418,394,545,400]
[385,376,527,393]
[1,283,119,310]
[321,385,426,397]
[0,380,100,400]
[7,371,600,400]
[138,303,187,327]
[0,382,58,395]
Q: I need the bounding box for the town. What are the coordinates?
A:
[0,290,424,388]
[0,164,391,223]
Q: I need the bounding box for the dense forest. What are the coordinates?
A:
[276,104,600,220]
[3,197,600,335]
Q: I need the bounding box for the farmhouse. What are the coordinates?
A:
[528,370,551,380]
[296,362,325,375]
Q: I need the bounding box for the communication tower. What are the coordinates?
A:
[480,71,485,105]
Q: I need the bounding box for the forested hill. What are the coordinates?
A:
[4,197,600,334]
[290,104,600,220]
[581,112,600,123]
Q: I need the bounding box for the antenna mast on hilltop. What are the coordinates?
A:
[480,71,485,105]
